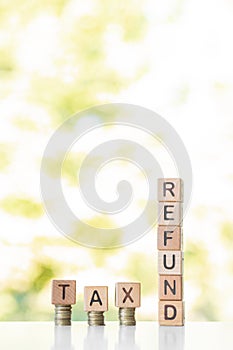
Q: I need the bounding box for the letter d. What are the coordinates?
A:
[165,305,177,320]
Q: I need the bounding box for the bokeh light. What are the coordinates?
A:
[0,0,233,321]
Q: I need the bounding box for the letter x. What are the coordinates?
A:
[122,287,134,303]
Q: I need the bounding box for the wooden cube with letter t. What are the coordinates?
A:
[52,280,76,305]
[157,178,184,326]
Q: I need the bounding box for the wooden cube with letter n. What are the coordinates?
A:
[157,178,184,326]
[159,275,183,300]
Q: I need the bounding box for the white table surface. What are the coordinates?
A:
[0,322,232,350]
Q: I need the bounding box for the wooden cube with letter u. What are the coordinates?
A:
[158,251,183,275]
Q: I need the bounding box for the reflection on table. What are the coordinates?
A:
[115,326,140,350]
[52,326,74,350]
[159,326,185,350]
[84,326,108,350]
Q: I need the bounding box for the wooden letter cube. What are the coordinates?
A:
[84,286,108,312]
[115,282,141,308]
[159,275,183,300]
[159,301,185,326]
[158,202,182,226]
[158,251,183,275]
[157,226,182,250]
[51,280,76,305]
[158,178,183,202]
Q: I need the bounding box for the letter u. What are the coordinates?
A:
[163,254,175,269]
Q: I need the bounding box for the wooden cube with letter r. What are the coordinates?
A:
[158,178,183,202]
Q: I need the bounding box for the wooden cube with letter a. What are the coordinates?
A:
[115,282,141,308]
[159,301,184,326]
[84,286,108,312]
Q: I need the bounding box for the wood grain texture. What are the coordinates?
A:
[157,225,182,250]
[84,286,108,312]
[159,275,183,300]
[159,301,185,326]
[158,178,183,202]
[158,202,183,226]
[51,280,76,305]
[158,251,183,275]
[115,282,141,308]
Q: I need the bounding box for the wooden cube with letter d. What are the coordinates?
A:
[159,301,185,326]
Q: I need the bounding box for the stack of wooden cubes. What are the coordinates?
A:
[157,178,184,326]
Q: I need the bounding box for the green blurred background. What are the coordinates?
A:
[0,0,233,322]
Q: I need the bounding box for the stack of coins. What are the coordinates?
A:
[157,178,185,326]
[54,305,72,326]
